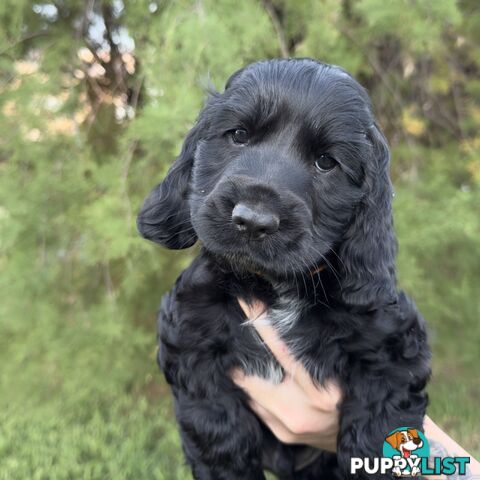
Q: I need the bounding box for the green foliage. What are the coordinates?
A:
[393,148,480,453]
[355,0,461,53]
[0,0,479,478]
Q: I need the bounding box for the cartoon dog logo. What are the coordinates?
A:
[385,428,424,476]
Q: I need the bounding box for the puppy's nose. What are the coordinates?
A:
[413,438,422,445]
[232,203,279,238]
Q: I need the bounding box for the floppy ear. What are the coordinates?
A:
[338,123,397,309]
[136,119,204,249]
[407,429,419,439]
[385,431,402,450]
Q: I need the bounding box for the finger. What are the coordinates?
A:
[237,297,266,320]
[237,298,300,375]
[248,322,342,405]
[232,369,277,399]
[310,380,343,412]
[234,371,305,424]
[237,300,343,405]
[230,367,247,385]
[251,398,338,452]
[249,319,302,377]
[232,370,302,423]
[248,400,297,444]
[248,400,274,421]
[285,370,342,411]
[233,372,340,448]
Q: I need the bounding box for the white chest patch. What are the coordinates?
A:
[268,294,305,334]
[239,294,305,384]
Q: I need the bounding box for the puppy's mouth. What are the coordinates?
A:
[199,231,298,276]
[401,446,411,458]
[193,203,316,277]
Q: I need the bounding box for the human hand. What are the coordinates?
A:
[231,298,343,452]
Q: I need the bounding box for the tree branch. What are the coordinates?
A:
[260,0,289,58]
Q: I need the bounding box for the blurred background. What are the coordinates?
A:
[1,0,479,478]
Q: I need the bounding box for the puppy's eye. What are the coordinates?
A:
[315,154,337,172]
[231,129,249,145]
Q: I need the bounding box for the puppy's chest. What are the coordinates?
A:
[236,295,308,384]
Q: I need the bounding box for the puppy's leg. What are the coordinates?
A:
[158,288,266,479]
[332,293,430,480]
[175,394,266,480]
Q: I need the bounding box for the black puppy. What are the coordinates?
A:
[137,58,431,479]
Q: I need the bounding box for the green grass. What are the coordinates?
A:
[0,398,189,480]
[0,300,190,480]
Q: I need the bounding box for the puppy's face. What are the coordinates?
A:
[386,429,423,456]
[138,59,396,306]
[190,62,373,276]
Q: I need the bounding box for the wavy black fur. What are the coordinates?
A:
[137,59,431,479]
